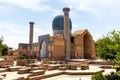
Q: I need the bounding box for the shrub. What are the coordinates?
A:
[105,72,120,80]
[91,72,106,80]
[18,55,25,59]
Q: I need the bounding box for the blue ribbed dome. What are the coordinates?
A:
[52,15,72,30]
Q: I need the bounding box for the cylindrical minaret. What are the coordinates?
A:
[63,7,71,61]
[29,21,34,44]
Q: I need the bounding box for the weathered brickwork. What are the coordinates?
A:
[18,7,96,60]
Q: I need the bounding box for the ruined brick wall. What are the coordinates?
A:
[74,35,84,59]
[0,60,14,66]
[18,44,30,57]
[16,59,37,66]
[91,40,96,59]
[52,37,65,60]
[73,29,96,59]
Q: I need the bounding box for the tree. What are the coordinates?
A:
[2,44,8,55]
[115,52,120,66]
[0,36,3,56]
[0,36,8,56]
[95,30,120,61]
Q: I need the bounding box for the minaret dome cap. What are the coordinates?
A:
[63,7,70,12]
[29,21,34,24]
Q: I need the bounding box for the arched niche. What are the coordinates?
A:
[83,32,92,59]
[40,41,47,58]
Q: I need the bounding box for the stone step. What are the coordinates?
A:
[29,70,45,76]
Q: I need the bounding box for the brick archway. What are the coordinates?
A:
[83,32,92,59]
[40,41,47,59]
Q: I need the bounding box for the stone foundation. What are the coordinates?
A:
[0,60,14,67]
[81,64,89,70]
[18,68,29,74]
[58,67,67,71]
[29,70,45,76]
[16,59,37,66]
[9,66,20,72]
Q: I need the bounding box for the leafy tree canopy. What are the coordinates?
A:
[0,36,8,56]
[95,30,120,62]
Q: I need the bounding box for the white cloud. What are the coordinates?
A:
[0,21,52,48]
[0,0,55,12]
[24,22,53,43]
[0,0,120,15]
[34,23,52,35]
[60,0,120,15]
[0,21,28,34]
[0,5,12,12]
[0,21,29,48]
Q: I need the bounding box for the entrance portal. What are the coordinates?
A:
[83,33,92,59]
[40,41,47,58]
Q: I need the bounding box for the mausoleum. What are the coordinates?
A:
[19,7,96,60]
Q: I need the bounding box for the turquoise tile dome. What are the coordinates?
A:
[52,15,72,30]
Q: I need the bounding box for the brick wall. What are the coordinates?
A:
[16,59,37,66]
[0,60,14,66]
[53,37,65,60]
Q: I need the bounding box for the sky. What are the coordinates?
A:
[0,0,120,49]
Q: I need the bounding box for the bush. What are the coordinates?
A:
[18,55,25,59]
[112,65,120,72]
[105,72,120,80]
[116,71,120,75]
[91,72,106,80]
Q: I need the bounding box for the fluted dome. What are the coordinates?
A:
[52,15,72,30]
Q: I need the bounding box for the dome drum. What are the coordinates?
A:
[53,30,64,36]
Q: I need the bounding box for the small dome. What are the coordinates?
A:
[52,15,72,30]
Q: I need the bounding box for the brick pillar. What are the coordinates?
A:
[29,22,34,44]
[63,7,71,61]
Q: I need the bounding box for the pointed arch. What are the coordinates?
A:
[40,41,47,58]
[73,29,96,59]
[83,32,92,59]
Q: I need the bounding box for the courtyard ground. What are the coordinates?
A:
[0,63,116,80]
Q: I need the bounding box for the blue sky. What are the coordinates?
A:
[0,0,120,48]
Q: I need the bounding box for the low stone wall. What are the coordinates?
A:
[58,67,67,71]
[0,68,8,72]
[27,69,104,80]
[89,61,114,65]
[47,65,59,71]
[9,66,20,72]
[64,69,104,75]
[27,71,63,80]
[16,77,27,80]
[29,70,45,76]
[0,56,14,60]
[81,64,89,70]
[16,59,37,66]
[18,68,29,74]
[0,60,14,67]
[41,58,50,64]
